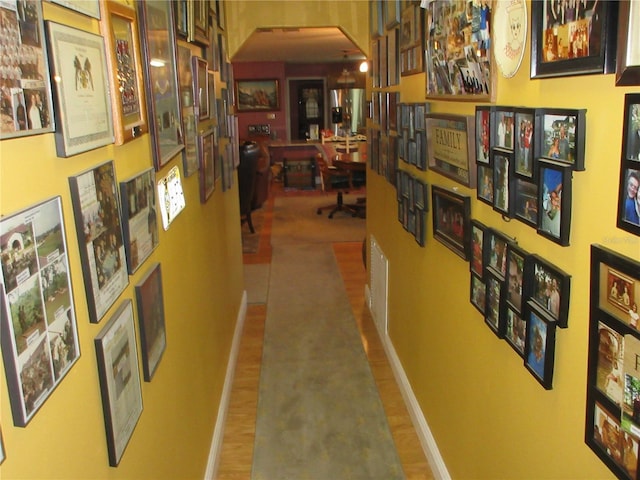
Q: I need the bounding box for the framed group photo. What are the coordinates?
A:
[617,93,640,237]
[529,254,571,328]
[431,185,471,260]
[538,109,586,171]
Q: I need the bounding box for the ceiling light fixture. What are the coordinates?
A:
[337,67,356,85]
[359,60,369,73]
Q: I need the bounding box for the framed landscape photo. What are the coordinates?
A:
[529,254,571,328]
[617,94,640,236]
[431,185,471,260]
[46,21,114,157]
[615,0,640,86]
[95,300,143,467]
[198,128,216,202]
[69,161,129,323]
[0,196,80,427]
[235,79,279,112]
[99,0,148,145]
[538,109,586,170]
[135,263,166,381]
[530,0,617,78]
[0,0,55,140]
[119,168,159,274]
[524,300,556,390]
[537,159,573,246]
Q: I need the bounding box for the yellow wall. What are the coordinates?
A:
[0,3,243,478]
[367,3,639,480]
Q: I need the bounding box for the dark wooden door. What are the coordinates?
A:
[291,80,324,141]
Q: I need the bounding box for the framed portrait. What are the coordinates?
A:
[486,228,512,280]
[135,263,166,381]
[0,196,80,427]
[426,113,477,188]
[514,178,538,227]
[514,108,536,178]
[593,321,625,407]
[537,159,573,246]
[235,79,279,112]
[119,168,159,274]
[199,128,216,203]
[475,106,492,165]
[485,270,505,338]
[470,219,488,278]
[95,300,143,467]
[50,0,100,18]
[424,0,495,100]
[615,0,640,86]
[431,185,471,260]
[69,161,129,324]
[493,108,515,151]
[0,0,55,140]
[524,300,556,390]
[537,108,587,171]
[617,94,640,236]
[530,0,617,78]
[504,306,526,358]
[99,0,148,145]
[477,163,494,206]
[492,149,514,217]
[505,243,529,315]
[46,21,114,157]
[529,254,571,328]
[187,0,209,46]
[137,0,185,170]
[470,272,487,315]
[192,56,209,120]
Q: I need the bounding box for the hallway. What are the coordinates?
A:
[215,188,433,479]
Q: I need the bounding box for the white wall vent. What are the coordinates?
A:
[369,235,389,334]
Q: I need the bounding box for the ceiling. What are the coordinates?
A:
[231,27,366,64]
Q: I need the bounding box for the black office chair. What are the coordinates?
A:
[238,141,260,233]
[315,156,365,218]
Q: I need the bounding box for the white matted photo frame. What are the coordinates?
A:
[46,21,114,157]
[0,0,55,140]
[94,299,143,467]
[0,196,80,427]
[135,263,166,382]
[69,161,129,323]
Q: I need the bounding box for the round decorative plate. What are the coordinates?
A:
[493,0,528,79]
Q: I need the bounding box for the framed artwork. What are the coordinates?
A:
[492,0,527,79]
[174,0,188,38]
[379,32,388,89]
[95,300,143,467]
[0,197,80,427]
[192,56,209,120]
[177,44,198,177]
[50,0,100,18]
[99,0,148,145]
[514,108,536,178]
[431,185,471,260]
[137,0,185,170]
[617,94,640,237]
[470,272,486,315]
[586,245,640,480]
[524,300,556,390]
[46,21,114,157]
[485,269,505,338]
[199,129,216,202]
[235,79,279,112]
[486,228,512,280]
[187,0,209,46]
[615,0,640,86]
[537,159,573,246]
[514,178,538,227]
[425,113,476,188]
[0,0,55,140]
[135,263,166,381]
[119,168,159,274]
[505,243,529,315]
[475,106,492,165]
[424,0,494,100]
[492,149,514,217]
[470,219,488,279]
[69,161,129,323]
[530,0,617,79]
[538,108,587,170]
[504,306,526,358]
[477,163,494,206]
[529,254,571,328]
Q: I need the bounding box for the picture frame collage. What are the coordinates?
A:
[369,91,403,187]
[585,245,640,480]
[397,102,429,172]
[469,221,572,390]
[396,169,428,247]
[475,105,586,246]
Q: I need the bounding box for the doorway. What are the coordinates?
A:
[289,79,324,141]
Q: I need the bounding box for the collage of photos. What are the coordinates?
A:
[396,169,428,247]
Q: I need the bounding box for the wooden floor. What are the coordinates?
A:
[216,186,433,479]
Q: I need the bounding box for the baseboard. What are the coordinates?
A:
[204,290,248,480]
[365,285,451,480]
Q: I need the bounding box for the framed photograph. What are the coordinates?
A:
[414,207,426,247]
[0,197,80,427]
[119,168,159,274]
[486,229,512,280]
[69,161,129,323]
[370,0,383,39]
[618,94,640,237]
[385,0,401,29]
[470,219,488,278]
[215,0,225,31]
[494,109,515,151]
[95,300,143,467]
[135,263,166,381]
[477,163,494,206]
[426,113,477,188]
[514,178,538,227]
[514,108,536,178]
[615,0,640,86]
[530,0,617,78]
[492,149,514,217]
[505,243,529,314]
[529,254,571,328]
[475,106,492,165]
[198,128,216,202]
[504,306,526,357]
[387,28,400,87]
[0,426,4,464]
[46,21,114,157]
[623,94,640,162]
[431,185,471,260]
[424,0,494,100]
[524,300,556,390]
[187,0,209,46]
[470,273,487,315]
[235,79,279,112]
[157,166,186,230]
[177,44,198,177]
[174,0,188,38]
[192,56,209,120]
[0,0,55,139]
[538,109,587,170]
[485,270,505,338]
[400,4,423,76]
[137,0,185,170]
[99,0,148,145]
[537,159,573,246]
[50,0,100,18]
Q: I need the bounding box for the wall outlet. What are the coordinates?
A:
[267,113,276,119]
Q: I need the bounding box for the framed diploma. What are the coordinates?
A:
[50,0,100,18]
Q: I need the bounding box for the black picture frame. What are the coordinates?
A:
[505,242,530,315]
[414,207,426,247]
[493,108,515,152]
[198,128,216,203]
[431,185,471,260]
[617,93,640,237]
[135,263,166,382]
[529,254,571,328]
[492,149,515,217]
[514,177,539,228]
[537,158,573,246]
[470,272,486,315]
[530,0,618,79]
[485,269,505,338]
[615,0,640,86]
[470,219,488,279]
[486,228,513,280]
[477,163,494,207]
[514,108,536,179]
[475,106,492,165]
[504,305,526,358]
[537,108,587,171]
[524,300,556,390]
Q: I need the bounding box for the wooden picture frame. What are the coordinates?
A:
[0,196,80,427]
[537,158,573,246]
[198,129,216,202]
[46,21,114,157]
[400,3,423,76]
[235,79,279,112]
[529,254,571,328]
[95,300,143,466]
[617,93,640,237]
[530,0,618,79]
[174,0,188,38]
[615,0,640,86]
[524,300,556,390]
[187,0,209,46]
[370,0,383,40]
[192,56,209,120]
[99,0,148,145]
[0,0,55,140]
[431,185,471,260]
[135,263,166,382]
